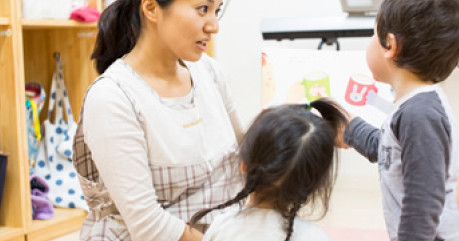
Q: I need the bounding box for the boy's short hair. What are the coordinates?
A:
[376,0,459,83]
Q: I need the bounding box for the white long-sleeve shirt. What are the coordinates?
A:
[73,54,244,241]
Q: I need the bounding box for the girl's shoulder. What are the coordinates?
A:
[209,205,241,224]
[204,207,330,241]
[292,218,330,241]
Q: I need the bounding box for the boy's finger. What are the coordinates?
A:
[335,127,350,149]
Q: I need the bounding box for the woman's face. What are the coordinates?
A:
[156,0,223,61]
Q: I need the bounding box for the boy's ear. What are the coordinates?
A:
[384,33,398,60]
[142,0,159,22]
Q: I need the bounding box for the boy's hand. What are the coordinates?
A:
[317,94,354,149]
[335,126,350,149]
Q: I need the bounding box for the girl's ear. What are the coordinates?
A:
[384,33,398,60]
[142,0,159,22]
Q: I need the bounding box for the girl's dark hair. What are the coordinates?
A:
[91,0,174,74]
[191,98,348,241]
[376,0,459,83]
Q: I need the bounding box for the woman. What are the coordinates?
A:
[72,0,243,240]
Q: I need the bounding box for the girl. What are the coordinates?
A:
[72,0,243,240]
[191,98,348,241]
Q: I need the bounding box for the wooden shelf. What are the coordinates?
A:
[3,1,99,240]
[26,208,87,241]
[0,226,24,241]
[0,17,9,25]
[22,19,97,29]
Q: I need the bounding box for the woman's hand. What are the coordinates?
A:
[179,225,204,241]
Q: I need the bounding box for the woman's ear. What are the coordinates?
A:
[384,33,398,60]
[142,0,158,22]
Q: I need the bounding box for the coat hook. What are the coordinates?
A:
[0,29,12,37]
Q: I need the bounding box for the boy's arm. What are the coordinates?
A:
[394,105,449,241]
[343,117,381,163]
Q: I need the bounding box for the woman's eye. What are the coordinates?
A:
[215,8,221,18]
[197,5,208,15]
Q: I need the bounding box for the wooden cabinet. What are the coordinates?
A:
[0,0,215,240]
[1,0,100,240]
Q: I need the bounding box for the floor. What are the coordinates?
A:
[303,179,388,241]
[314,188,389,241]
[51,231,79,241]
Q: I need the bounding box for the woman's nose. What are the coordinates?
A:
[204,16,219,34]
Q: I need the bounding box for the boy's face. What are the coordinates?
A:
[366,25,390,84]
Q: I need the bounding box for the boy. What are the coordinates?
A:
[342,0,459,240]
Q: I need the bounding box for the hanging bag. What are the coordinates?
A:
[35,53,88,210]
[25,82,46,175]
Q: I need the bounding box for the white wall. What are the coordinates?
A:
[215,0,369,125]
[214,0,459,189]
[214,0,379,188]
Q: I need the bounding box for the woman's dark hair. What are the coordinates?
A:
[190,98,348,241]
[91,0,174,74]
[376,0,459,83]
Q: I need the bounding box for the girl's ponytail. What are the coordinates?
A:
[309,98,349,136]
[91,0,142,74]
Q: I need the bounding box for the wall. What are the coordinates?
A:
[214,0,459,189]
[215,0,368,125]
[214,0,377,188]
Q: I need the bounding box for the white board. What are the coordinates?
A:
[262,47,394,127]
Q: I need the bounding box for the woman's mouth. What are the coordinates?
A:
[197,41,207,51]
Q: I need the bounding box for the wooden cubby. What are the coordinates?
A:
[0,0,101,240]
[0,0,214,240]
[0,18,8,25]
[22,27,99,122]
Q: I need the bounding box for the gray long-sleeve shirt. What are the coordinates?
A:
[344,85,459,241]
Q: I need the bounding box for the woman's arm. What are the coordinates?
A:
[457,177,459,208]
[206,55,245,143]
[84,79,186,241]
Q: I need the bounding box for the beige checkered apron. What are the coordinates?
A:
[73,61,243,240]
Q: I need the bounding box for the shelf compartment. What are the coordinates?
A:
[22,19,97,29]
[26,208,87,241]
[0,17,9,25]
[0,226,24,241]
